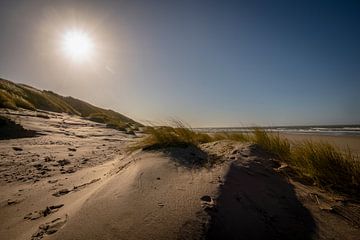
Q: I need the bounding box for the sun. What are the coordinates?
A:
[61,30,94,62]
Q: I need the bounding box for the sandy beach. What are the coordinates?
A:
[1,1,359,239]
[0,109,359,240]
[280,133,360,155]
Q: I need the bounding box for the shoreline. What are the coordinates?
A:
[279,133,360,155]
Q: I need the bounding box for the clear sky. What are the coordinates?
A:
[0,0,359,127]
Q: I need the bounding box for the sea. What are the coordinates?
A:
[195,125,360,137]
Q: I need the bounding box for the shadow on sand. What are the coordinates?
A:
[147,145,212,168]
[205,154,317,240]
[0,116,40,140]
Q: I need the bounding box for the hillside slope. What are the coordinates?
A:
[0,78,140,129]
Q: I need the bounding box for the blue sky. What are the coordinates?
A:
[0,0,359,126]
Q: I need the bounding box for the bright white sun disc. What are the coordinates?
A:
[62,30,94,61]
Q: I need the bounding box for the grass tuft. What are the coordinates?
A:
[132,123,359,195]
[252,128,291,161]
[251,128,360,195]
[131,122,250,151]
[131,121,203,150]
[291,141,360,192]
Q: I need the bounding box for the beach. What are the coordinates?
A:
[1,109,360,240]
[280,133,360,155]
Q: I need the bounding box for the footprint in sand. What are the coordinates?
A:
[200,195,216,212]
[52,189,70,197]
[57,159,71,166]
[24,204,64,220]
[52,178,101,197]
[200,195,212,202]
[31,214,68,240]
[7,197,25,205]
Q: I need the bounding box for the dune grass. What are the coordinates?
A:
[291,141,360,192]
[251,129,359,194]
[131,121,206,150]
[133,123,359,195]
[252,128,291,161]
[130,121,250,151]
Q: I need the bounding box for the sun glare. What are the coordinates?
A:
[62,30,94,62]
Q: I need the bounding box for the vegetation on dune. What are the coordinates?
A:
[252,128,291,161]
[131,120,250,151]
[0,78,141,130]
[251,129,359,195]
[291,141,360,193]
[131,121,205,150]
[0,89,35,110]
[133,122,359,195]
[3,77,357,194]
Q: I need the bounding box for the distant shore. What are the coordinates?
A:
[198,128,360,155]
[280,133,360,155]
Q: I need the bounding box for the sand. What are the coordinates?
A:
[1,109,360,240]
[280,133,360,155]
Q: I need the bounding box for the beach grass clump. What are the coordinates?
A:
[251,128,360,194]
[252,128,291,161]
[131,121,253,151]
[291,141,360,192]
[132,123,360,194]
[0,90,17,109]
[0,90,35,110]
[88,112,138,132]
[131,121,204,150]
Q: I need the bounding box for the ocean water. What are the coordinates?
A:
[195,125,360,137]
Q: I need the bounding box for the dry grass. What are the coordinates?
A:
[291,141,360,192]
[132,123,359,194]
[130,121,250,151]
[130,121,205,150]
[251,128,360,194]
[252,128,291,161]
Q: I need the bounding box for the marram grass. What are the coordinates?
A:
[291,141,360,192]
[251,129,359,194]
[132,123,359,195]
[252,128,291,161]
[130,121,249,151]
[130,121,208,150]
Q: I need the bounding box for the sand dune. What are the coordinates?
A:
[1,109,360,240]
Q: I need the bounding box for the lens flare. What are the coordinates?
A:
[62,30,94,62]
